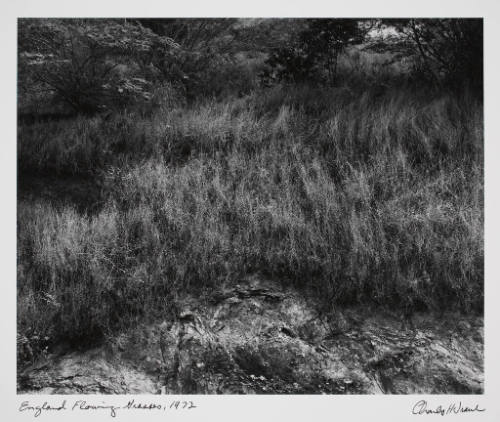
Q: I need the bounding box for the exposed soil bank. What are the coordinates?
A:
[18,276,483,394]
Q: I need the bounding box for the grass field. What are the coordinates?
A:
[17,83,483,365]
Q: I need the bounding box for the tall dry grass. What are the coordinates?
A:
[17,84,483,364]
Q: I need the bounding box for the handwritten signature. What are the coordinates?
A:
[412,400,485,416]
[19,399,196,418]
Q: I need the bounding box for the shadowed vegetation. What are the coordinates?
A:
[17,18,483,368]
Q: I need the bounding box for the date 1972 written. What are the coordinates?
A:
[19,399,197,418]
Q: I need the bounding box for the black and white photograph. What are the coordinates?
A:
[14,15,486,397]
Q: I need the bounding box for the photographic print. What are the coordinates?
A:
[16,17,484,395]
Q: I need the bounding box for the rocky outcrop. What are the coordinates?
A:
[18,276,483,394]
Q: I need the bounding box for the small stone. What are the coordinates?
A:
[281,326,297,338]
[457,321,471,333]
[226,297,242,305]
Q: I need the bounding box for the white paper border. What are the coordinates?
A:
[2,1,499,421]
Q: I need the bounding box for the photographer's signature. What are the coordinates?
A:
[412,400,485,416]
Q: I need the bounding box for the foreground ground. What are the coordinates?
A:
[18,275,483,394]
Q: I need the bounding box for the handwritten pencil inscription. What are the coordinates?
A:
[19,399,197,418]
[412,400,485,416]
